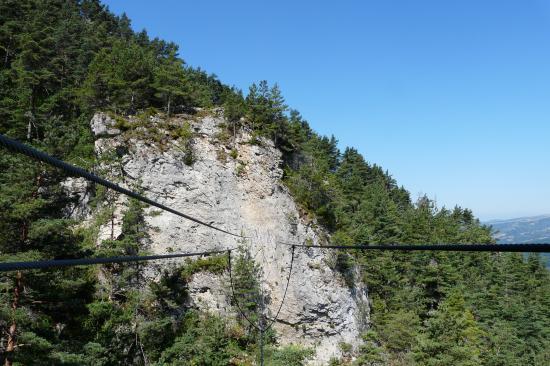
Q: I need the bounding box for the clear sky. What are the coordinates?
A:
[103,0,550,221]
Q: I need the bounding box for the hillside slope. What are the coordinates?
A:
[77,111,367,364]
[1,2,549,365]
[488,215,550,244]
[488,215,550,268]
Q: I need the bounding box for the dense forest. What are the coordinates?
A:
[0,1,548,365]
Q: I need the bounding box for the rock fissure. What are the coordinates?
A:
[79,112,370,364]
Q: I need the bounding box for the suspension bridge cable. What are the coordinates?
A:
[227,250,263,332]
[275,242,550,252]
[263,245,295,332]
[0,133,244,238]
[0,249,231,272]
[226,245,296,334]
[227,244,295,366]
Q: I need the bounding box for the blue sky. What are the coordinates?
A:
[103,0,550,220]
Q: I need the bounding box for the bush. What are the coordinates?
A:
[216,149,228,163]
[180,254,228,281]
[170,121,194,141]
[108,112,133,131]
[158,311,236,366]
[264,345,315,366]
[236,162,246,177]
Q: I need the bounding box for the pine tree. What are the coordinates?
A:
[81,40,156,114]
[414,291,486,366]
[153,51,188,116]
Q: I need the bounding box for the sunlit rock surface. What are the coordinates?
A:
[78,111,369,364]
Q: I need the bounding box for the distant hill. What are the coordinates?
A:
[1,2,548,364]
[486,215,550,244]
[486,215,550,267]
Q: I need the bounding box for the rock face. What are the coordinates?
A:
[90,112,121,137]
[85,111,369,364]
[61,177,92,219]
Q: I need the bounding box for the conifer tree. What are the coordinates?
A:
[81,40,156,114]
[414,291,486,366]
[153,51,188,116]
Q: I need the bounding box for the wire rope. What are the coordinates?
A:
[0,248,232,272]
[276,242,550,252]
[0,133,245,238]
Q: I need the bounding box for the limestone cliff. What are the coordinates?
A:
[71,110,369,365]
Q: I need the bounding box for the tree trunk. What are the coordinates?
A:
[4,271,22,366]
[233,121,236,147]
[167,95,171,117]
[4,36,12,65]
[26,120,31,140]
[111,210,115,240]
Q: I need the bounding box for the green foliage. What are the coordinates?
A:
[231,245,263,333]
[334,251,355,287]
[247,132,263,146]
[245,81,288,147]
[377,310,420,353]
[170,120,193,141]
[216,130,232,145]
[81,39,156,114]
[269,102,549,364]
[263,345,315,366]
[153,51,189,116]
[180,254,228,281]
[339,342,353,354]
[1,2,548,365]
[414,291,486,366]
[171,121,195,165]
[353,330,386,366]
[157,311,240,366]
[109,111,133,131]
[216,148,228,163]
[236,161,247,177]
[223,87,246,123]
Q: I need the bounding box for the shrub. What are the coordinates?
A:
[170,121,194,141]
[180,254,228,281]
[108,112,133,131]
[236,162,246,177]
[217,149,228,163]
[264,345,315,366]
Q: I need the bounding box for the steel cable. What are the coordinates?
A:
[0,249,232,272]
[263,245,295,331]
[276,242,550,252]
[0,133,244,238]
[227,249,263,332]
[226,245,296,332]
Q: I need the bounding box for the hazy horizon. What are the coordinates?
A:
[484,213,550,223]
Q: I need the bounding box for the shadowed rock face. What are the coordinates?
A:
[74,111,369,364]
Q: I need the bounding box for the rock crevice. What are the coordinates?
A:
[77,111,369,364]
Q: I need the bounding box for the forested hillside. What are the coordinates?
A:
[1,1,548,365]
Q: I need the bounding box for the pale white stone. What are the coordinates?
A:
[60,177,91,220]
[85,112,369,364]
[91,112,121,137]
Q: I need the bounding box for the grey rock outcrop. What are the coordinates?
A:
[85,111,369,364]
[61,177,92,220]
[91,112,121,137]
